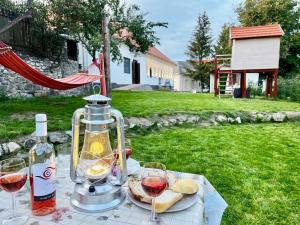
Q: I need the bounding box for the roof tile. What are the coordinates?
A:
[230,24,284,39]
[147,47,176,65]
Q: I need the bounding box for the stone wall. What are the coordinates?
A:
[1,111,300,158]
[0,50,90,98]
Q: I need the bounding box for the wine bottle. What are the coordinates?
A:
[29,114,56,216]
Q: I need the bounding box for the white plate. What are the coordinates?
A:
[127,190,198,213]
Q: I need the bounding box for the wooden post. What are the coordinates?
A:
[102,15,111,97]
[214,70,218,96]
[241,72,246,98]
[99,53,107,96]
[273,69,278,97]
[214,57,218,96]
[265,74,269,97]
[266,73,274,97]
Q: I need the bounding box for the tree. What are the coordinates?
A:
[237,0,300,77]
[185,12,213,91]
[48,0,167,61]
[214,23,232,55]
[48,0,167,95]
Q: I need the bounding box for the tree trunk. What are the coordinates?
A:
[27,0,33,9]
[102,16,111,97]
[199,81,203,93]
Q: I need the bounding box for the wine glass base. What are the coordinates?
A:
[141,218,168,225]
[2,215,28,225]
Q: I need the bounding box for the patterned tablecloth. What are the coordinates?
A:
[0,155,227,225]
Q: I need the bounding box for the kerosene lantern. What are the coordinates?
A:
[70,94,127,212]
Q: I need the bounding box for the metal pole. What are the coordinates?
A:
[102,15,111,97]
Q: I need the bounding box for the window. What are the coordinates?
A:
[124,57,130,73]
[149,68,152,78]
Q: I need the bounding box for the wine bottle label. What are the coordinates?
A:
[32,163,56,201]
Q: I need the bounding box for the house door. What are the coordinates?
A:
[132,60,140,84]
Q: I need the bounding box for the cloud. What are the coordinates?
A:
[127,0,244,61]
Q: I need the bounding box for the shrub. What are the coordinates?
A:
[277,77,300,102]
[248,81,263,98]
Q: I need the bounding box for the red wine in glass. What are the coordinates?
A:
[0,158,28,225]
[114,148,132,160]
[0,173,27,192]
[141,176,167,197]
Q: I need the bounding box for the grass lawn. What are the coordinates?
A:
[112,91,300,116]
[0,91,300,140]
[131,122,300,225]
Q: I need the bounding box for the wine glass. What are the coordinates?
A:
[112,139,132,182]
[114,138,132,160]
[141,162,168,225]
[0,158,28,225]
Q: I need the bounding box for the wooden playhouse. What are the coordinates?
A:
[212,24,284,98]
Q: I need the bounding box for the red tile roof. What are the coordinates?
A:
[147,47,176,65]
[116,29,175,65]
[230,24,284,39]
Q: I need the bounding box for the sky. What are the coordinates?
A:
[129,0,244,61]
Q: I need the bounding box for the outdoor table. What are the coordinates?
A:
[0,155,227,225]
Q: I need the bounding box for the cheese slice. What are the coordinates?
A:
[154,190,183,213]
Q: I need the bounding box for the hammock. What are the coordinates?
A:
[0,41,102,90]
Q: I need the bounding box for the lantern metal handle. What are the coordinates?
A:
[111,108,127,184]
[70,108,85,183]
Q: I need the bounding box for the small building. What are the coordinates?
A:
[174,61,201,92]
[211,24,284,98]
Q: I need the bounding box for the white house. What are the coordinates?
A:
[77,42,177,89]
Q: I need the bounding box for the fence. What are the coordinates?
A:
[0,7,64,59]
[0,7,34,50]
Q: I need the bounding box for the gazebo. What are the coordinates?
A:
[213,24,284,98]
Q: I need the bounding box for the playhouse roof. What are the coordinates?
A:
[147,47,176,65]
[230,24,284,39]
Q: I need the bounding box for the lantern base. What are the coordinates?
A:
[70,181,126,213]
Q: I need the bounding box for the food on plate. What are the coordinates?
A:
[128,176,198,213]
[128,178,152,204]
[166,173,177,188]
[171,178,199,194]
[154,190,183,213]
[128,172,178,204]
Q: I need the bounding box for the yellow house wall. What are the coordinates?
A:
[146,54,176,80]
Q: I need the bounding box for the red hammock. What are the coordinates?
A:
[0,41,102,90]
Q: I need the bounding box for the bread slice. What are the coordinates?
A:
[154,190,183,213]
[128,179,152,204]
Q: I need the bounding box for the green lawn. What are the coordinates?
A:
[0,91,300,140]
[131,122,300,225]
[112,91,300,116]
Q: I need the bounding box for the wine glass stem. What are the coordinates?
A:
[150,197,157,221]
[11,192,16,218]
